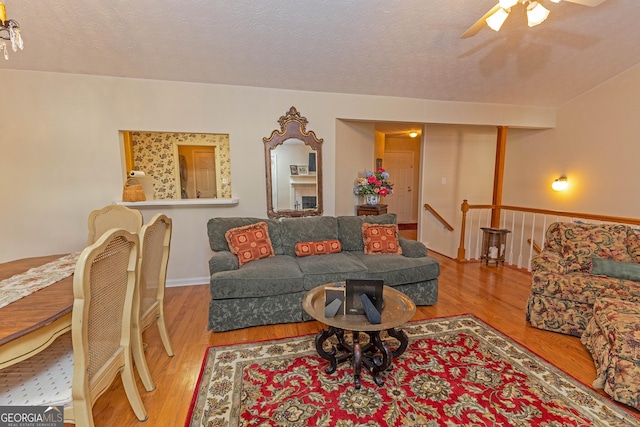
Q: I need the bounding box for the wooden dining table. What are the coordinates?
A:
[0,254,74,370]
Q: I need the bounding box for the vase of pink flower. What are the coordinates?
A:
[354,167,394,206]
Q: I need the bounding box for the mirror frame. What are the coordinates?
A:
[264,107,323,219]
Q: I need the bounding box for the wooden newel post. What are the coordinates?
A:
[457,199,470,261]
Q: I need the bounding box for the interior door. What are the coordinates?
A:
[194,149,217,198]
[384,151,414,223]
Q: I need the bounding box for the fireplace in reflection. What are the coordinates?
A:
[302,196,317,209]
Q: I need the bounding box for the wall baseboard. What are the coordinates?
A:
[167,276,209,288]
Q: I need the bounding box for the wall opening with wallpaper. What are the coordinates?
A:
[121,131,232,200]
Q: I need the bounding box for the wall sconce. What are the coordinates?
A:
[409,131,418,138]
[551,176,568,191]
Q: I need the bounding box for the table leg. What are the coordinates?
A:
[387,327,410,358]
[315,326,338,374]
[366,331,392,386]
[353,331,362,389]
[314,327,409,389]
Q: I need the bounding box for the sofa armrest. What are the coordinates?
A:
[209,251,238,274]
[399,237,428,258]
[531,251,567,275]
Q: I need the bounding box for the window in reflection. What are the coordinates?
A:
[122,131,231,200]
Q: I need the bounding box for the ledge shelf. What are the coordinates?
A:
[116,198,239,208]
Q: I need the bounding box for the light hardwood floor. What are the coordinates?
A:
[88,249,635,426]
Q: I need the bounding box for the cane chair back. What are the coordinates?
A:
[87,204,143,245]
[0,229,148,426]
[131,214,173,391]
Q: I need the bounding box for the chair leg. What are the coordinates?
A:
[122,352,149,421]
[157,312,174,357]
[131,324,156,392]
[66,403,94,427]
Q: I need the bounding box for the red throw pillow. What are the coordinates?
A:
[362,223,403,255]
[295,239,342,257]
[225,222,275,266]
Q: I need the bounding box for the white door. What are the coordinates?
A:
[194,150,217,198]
[384,151,414,223]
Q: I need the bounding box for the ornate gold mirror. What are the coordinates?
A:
[264,107,323,219]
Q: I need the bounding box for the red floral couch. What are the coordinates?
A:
[526,222,640,337]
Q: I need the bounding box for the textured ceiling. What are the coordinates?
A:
[2,0,640,108]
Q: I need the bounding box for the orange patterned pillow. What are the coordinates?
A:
[362,223,403,255]
[225,222,275,266]
[295,239,342,257]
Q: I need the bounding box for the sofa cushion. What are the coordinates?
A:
[531,269,632,304]
[362,223,402,255]
[295,252,368,290]
[547,222,633,272]
[210,255,304,299]
[628,228,640,263]
[281,216,339,256]
[338,213,398,252]
[225,222,275,266]
[208,217,284,254]
[592,257,640,282]
[352,252,440,286]
[295,239,342,257]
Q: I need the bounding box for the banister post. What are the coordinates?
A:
[457,199,469,261]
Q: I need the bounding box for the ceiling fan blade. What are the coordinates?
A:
[561,0,608,6]
[461,4,501,39]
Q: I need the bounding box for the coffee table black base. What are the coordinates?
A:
[314,326,409,389]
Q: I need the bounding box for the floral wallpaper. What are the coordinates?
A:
[130,132,231,199]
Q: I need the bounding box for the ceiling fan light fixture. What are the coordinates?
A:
[0,2,24,60]
[486,8,510,32]
[527,2,550,27]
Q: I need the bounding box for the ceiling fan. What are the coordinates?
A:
[461,0,608,39]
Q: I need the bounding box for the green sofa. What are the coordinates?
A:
[206,214,440,331]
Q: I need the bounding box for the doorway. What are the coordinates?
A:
[377,124,422,228]
[193,149,217,198]
[384,151,415,224]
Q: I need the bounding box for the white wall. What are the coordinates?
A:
[420,125,498,258]
[335,120,377,216]
[503,63,640,219]
[0,69,556,284]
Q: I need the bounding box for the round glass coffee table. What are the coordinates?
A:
[302,284,416,389]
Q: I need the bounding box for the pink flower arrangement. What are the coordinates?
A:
[354,167,394,196]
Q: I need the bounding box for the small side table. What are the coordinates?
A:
[357,204,387,216]
[480,227,511,266]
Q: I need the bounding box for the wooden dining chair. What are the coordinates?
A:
[87,204,143,245]
[0,229,148,426]
[131,214,174,392]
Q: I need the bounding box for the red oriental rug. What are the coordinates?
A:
[185,314,639,427]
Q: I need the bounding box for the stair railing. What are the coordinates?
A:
[457,200,640,271]
[424,203,454,231]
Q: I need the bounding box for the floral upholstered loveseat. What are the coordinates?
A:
[526,221,640,337]
[206,214,440,332]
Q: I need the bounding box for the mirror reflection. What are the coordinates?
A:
[264,107,323,218]
[271,140,317,211]
[122,131,231,200]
